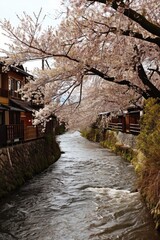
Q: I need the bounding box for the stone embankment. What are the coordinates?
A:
[0,136,61,199]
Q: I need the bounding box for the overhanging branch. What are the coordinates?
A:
[87,66,149,99]
[87,0,160,37]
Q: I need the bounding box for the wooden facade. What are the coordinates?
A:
[0,62,46,147]
[98,106,142,135]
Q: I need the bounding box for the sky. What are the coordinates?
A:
[0,0,63,70]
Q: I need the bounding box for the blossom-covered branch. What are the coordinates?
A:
[0,0,159,128]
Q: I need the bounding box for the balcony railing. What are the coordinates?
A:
[0,124,45,147]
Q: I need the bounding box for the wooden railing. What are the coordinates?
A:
[7,124,24,144]
[24,125,44,141]
[107,122,140,135]
[0,124,45,147]
[108,123,123,132]
[98,110,142,135]
[24,126,37,141]
[129,123,140,135]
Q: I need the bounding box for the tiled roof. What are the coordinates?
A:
[10,99,34,112]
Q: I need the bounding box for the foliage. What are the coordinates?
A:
[136,98,160,229]
[115,144,134,162]
[81,127,101,142]
[137,98,160,167]
[138,165,160,230]
[100,130,117,150]
[84,102,160,228]
[0,0,160,128]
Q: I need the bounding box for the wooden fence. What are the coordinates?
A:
[0,124,45,147]
[108,123,123,132]
[98,110,141,135]
[129,123,140,134]
[107,122,140,135]
[7,124,24,144]
[24,125,44,141]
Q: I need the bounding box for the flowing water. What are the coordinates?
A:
[0,131,159,240]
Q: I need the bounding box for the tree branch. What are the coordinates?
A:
[120,29,160,47]
[87,66,149,99]
[88,0,160,37]
[137,64,160,98]
[148,67,160,76]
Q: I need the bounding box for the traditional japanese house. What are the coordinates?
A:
[0,62,43,146]
[98,105,142,135]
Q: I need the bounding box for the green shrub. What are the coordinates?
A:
[81,127,101,142]
[115,144,135,162]
[137,98,160,166]
[136,98,160,229]
[100,131,117,150]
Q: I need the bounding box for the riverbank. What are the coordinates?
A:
[0,134,61,199]
[81,105,160,232]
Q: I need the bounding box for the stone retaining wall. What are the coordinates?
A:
[0,137,61,199]
[116,131,137,149]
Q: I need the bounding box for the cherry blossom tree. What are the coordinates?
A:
[0,0,159,128]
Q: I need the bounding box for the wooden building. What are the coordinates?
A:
[98,105,142,135]
[0,62,44,146]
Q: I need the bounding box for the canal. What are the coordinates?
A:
[0,131,159,240]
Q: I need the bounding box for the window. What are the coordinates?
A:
[9,79,21,98]
[9,111,20,124]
